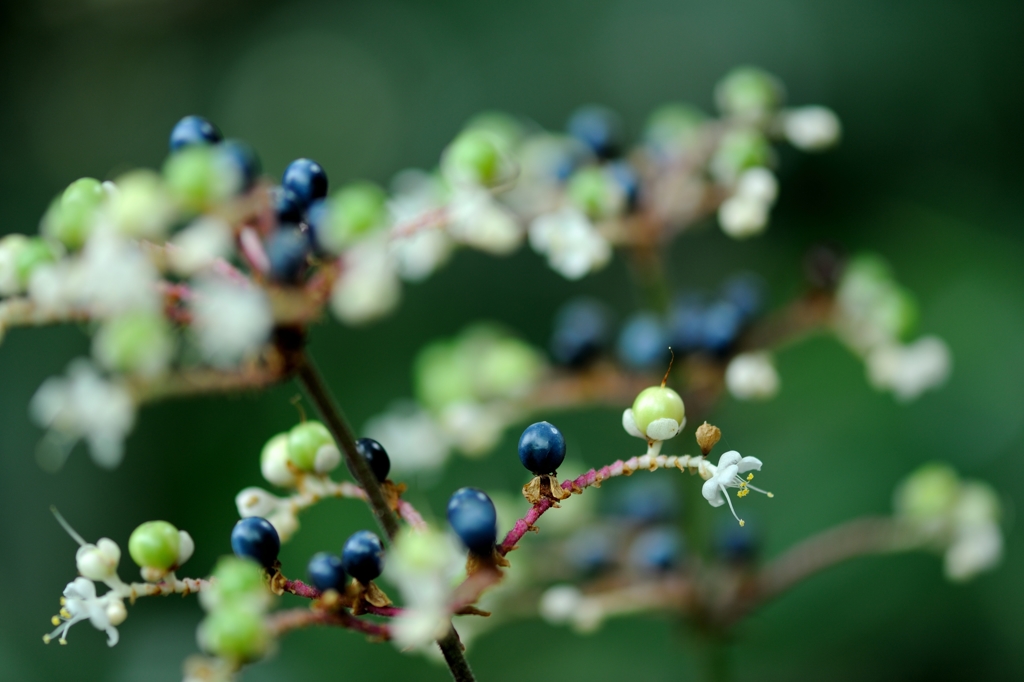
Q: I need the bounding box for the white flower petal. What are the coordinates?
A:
[621,408,644,439]
[702,478,725,505]
[737,456,763,473]
[645,418,680,441]
[717,451,742,470]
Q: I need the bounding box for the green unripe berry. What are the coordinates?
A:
[164,146,221,212]
[93,311,173,376]
[711,129,772,182]
[109,170,176,240]
[631,386,686,434]
[444,129,502,186]
[475,336,543,400]
[128,520,181,570]
[41,177,106,249]
[211,556,265,601]
[414,340,474,411]
[14,238,57,286]
[645,103,707,149]
[63,177,105,209]
[322,182,387,252]
[894,462,960,521]
[568,167,621,220]
[715,66,784,117]
[199,606,270,662]
[287,421,334,472]
[464,111,524,154]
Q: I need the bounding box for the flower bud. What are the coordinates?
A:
[106,598,128,627]
[286,421,334,472]
[177,530,195,568]
[235,487,281,519]
[260,433,296,488]
[200,556,268,612]
[313,444,341,474]
[695,422,722,456]
[783,106,841,151]
[75,538,121,582]
[198,606,270,662]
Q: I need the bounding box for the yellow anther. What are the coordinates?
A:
[60,597,67,606]
[51,616,61,626]
[59,639,67,645]
[737,489,749,498]
[739,519,745,527]
[43,635,51,644]
[747,473,754,481]
[59,608,71,619]
[767,492,774,498]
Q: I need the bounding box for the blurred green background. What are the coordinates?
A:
[1,0,1022,680]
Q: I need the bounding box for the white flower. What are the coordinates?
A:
[44,577,126,647]
[783,106,842,151]
[30,359,136,468]
[235,487,284,519]
[528,207,612,280]
[701,450,771,526]
[384,527,463,651]
[866,336,952,402]
[439,402,506,457]
[735,167,778,204]
[76,539,122,583]
[539,584,582,624]
[0,234,29,296]
[76,233,162,316]
[718,194,769,238]
[168,217,234,275]
[191,276,273,366]
[621,408,686,442]
[725,352,780,400]
[330,234,402,325]
[945,522,1002,582]
[446,189,523,256]
[363,402,452,473]
[391,229,454,283]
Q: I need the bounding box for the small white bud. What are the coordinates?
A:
[268,510,300,543]
[725,352,781,400]
[235,487,281,519]
[176,530,195,568]
[313,444,341,474]
[735,167,778,204]
[539,585,582,625]
[783,106,842,151]
[75,538,121,582]
[105,598,127,626]
[718,195,769,239]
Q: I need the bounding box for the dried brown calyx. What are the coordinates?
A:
[522,474,573,506]
[696,422,722,456]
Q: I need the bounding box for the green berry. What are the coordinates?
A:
[163,146,222,212]
[199,606,269,662]
[644,103,707,149]
[631,386,686,434]
[444,129,502,185]
[41,177,106,249]
[287,421,334,472]
[93,311,173,376]
[414,340,474,411]
[711,129,772,181]
[14,238,57,286]
[210,556,265,601]
[894,462,960,521]
[463,111,524,154]
[475,335,543,400]
[109,170,175,240]
[567,167,620,220]
[128,520,181,570]
[715,66,784,117]
[320,182,386,252]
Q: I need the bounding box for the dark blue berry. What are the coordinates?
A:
[265,226,310,284]
[668,295,707,353]
[341,530,384,585]
[273,186,305,224]
[567,106,622,159]
[701,300,744,353]
[721,273,765,321]
[350,438,391,483]
[714,518,758,565]
[628,527,681,573]
[608,160,640,210]
[282,158,328,207]
[169,115,222,152]
[565,526,614,575]
[517,421,566,475]
[219,139,261,191]
[307,552,346,592]
[550,298,611,367]
[614,477,678,525]
[616,312,669,370]
[304,198,331,256]
[230,517,280,568]
[446,487,498,555]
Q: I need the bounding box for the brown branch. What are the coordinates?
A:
[266,608,390,640]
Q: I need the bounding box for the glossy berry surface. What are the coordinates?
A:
[306,552,346,592]
[265,226,310,284]
[721,273,764,321]
[282,158,328,207]
[631,386,685,434]
[567,105,622,159]
[128,520,180,570]
[350,437,391,483]
[617,312,669,370]
[550,298,611,367]
[169,115,222,151]
[272,186,304,224]
[701,300,744,353]
[287,420,334,472]
[615,477,678,524]
[447,487,498,555]
[231,517,280,568]
[341,530,384,584]
[669,296,707,353]
[518,421,567,475]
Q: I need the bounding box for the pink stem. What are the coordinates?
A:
[239,227,270,274]
[397,499,428,531]
[267,608,391,640]
[281,579,405,617]
[499,461,624,555]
